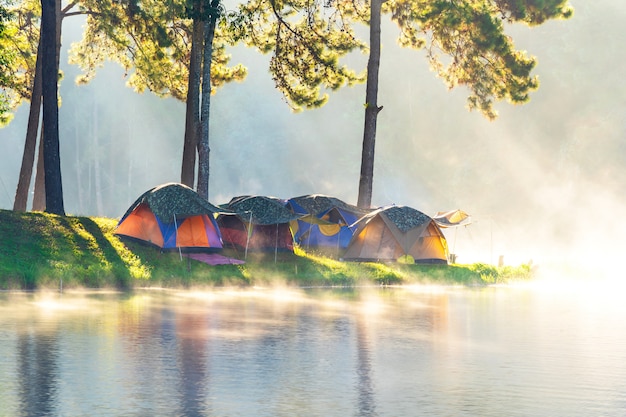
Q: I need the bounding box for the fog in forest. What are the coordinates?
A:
[1,1,624,273]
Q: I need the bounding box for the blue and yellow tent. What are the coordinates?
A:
[286,195,371,256]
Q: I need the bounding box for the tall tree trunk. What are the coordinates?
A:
[357,0,383,209]
[34,0,64,212]
[181,6,203,188]
[13,38,43,212]
[197,7,218,200]
[32,128,45,211]
[41,0,64,215]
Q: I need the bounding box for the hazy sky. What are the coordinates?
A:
[1,1,624,272]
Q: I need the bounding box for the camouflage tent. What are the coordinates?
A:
[115,183,225,250]
[286,194,371,255]
[217,196,301,253]
[343,205,448,264]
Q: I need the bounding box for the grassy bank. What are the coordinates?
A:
[0,209,533,290]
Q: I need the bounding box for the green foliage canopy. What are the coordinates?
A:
[235,0,572,118]
[70,0,247,101]
[0,2,14,124]
[389,0,573,118]
[232,0,367,111]
[0,0,42,125]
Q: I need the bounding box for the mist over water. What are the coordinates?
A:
[1,2,624,271]
[2,287,626,416]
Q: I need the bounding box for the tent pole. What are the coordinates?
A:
[490,217,493,265]
[174,214,182,261]
[453,226,458,254]
[244,211,252,260]
[274,223,278,264]
[306,219,311,250]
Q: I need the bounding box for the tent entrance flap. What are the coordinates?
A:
[114,203,164,247]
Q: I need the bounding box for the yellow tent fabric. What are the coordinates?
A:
[433,209,471,228]
[318,223,341,236]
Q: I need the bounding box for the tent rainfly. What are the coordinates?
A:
[433,209,472,228]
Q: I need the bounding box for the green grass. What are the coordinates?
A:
[0,209,534,290]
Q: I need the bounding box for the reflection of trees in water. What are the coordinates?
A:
[117,301,177,412]
[176,311,210,417]
[355,315,378,417]
[118,302,213,416]
[109,290,449,415]
[353,291,449,417]
[18,331,59,417]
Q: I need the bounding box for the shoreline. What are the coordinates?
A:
[0,209,533,290]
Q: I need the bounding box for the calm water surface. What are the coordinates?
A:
[1,283,625,417]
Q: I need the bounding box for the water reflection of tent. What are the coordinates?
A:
[114,183,224,251]
[286,194,371,257]
[217,196,302,259]
[343,205,449,264]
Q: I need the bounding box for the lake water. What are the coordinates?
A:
[1,283,626,417]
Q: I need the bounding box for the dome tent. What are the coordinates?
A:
[343,205,448,264]
[114,183,224,251]
[217,195,301,256]
[286,194,371,256]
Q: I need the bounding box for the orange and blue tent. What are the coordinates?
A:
[114,183,224,251]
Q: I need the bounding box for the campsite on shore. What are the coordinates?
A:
[0,185,534,290]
